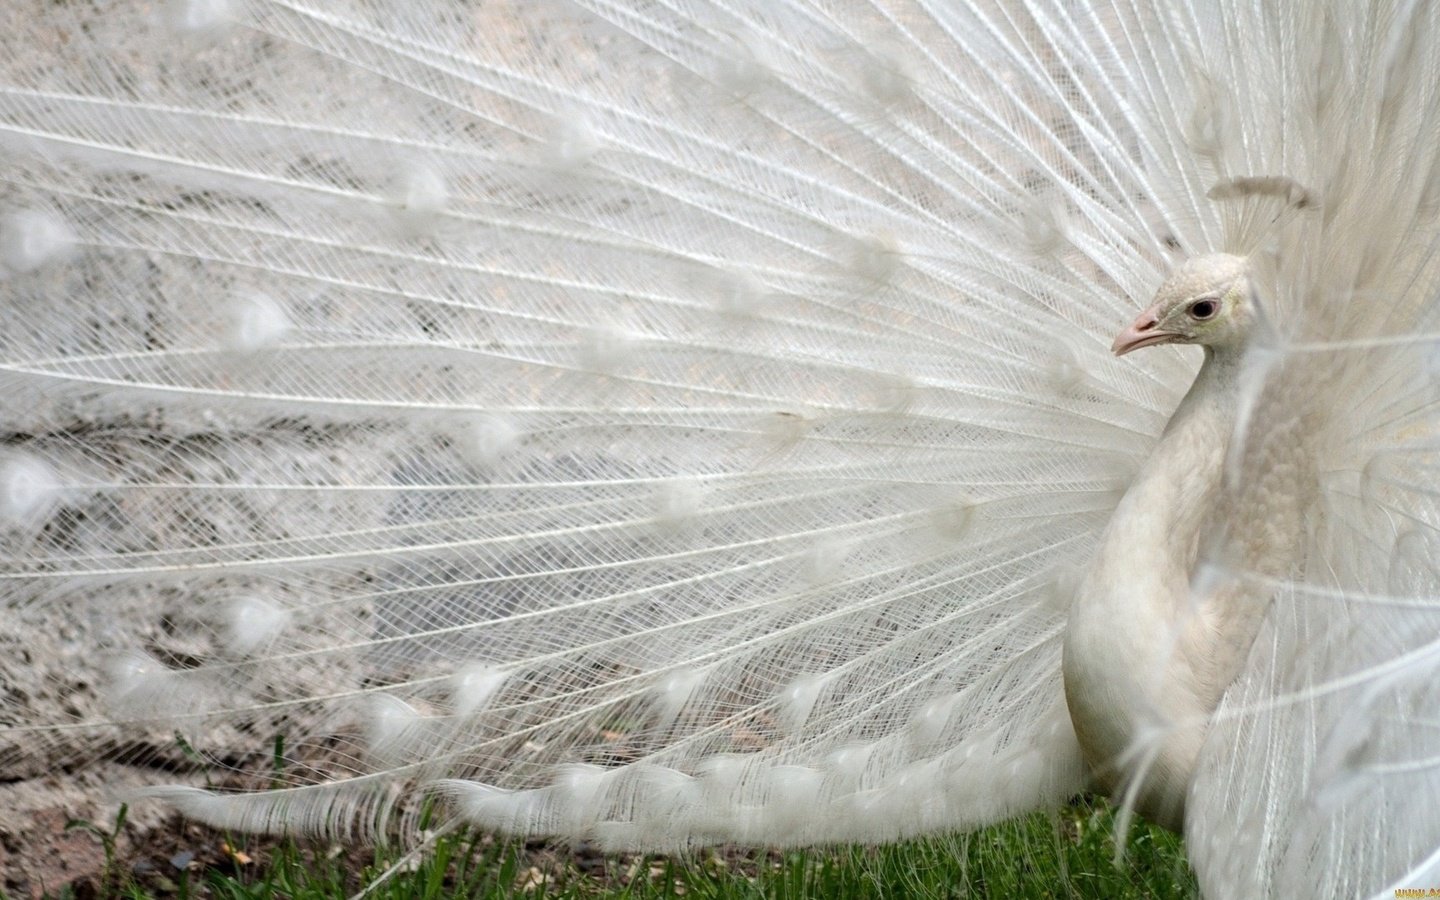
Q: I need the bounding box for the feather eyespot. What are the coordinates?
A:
[1188,299,1219,320]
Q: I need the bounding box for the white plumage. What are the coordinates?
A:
[1,1,1438,896]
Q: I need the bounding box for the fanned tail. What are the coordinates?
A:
[0,0,1187,847]
[3,1,1438,896]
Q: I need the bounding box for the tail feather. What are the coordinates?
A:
[1,0,1173,846]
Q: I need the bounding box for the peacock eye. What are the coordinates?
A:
[1188,299,1219,320]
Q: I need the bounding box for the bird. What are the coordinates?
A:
[1,0,1438,897]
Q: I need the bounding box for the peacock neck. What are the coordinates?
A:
[1140,346,1245,559]
[1162,346,1245,447]
[1061,344,1246,829]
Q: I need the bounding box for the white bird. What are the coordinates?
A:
[1,1,1438,897]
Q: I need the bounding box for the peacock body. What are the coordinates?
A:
[2,1,1438,896]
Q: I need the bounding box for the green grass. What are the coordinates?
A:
[39,798,1196,899]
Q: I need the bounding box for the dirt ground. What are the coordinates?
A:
[4,809,247,900]
[0,764,193,899]
[0,766,767,899]
[2,784,494,899]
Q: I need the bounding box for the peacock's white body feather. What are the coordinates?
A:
[1,1,1438,896]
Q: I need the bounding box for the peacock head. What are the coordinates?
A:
[1112,253,1253,356]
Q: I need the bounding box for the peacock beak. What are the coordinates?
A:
[1112,305,1179,356]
